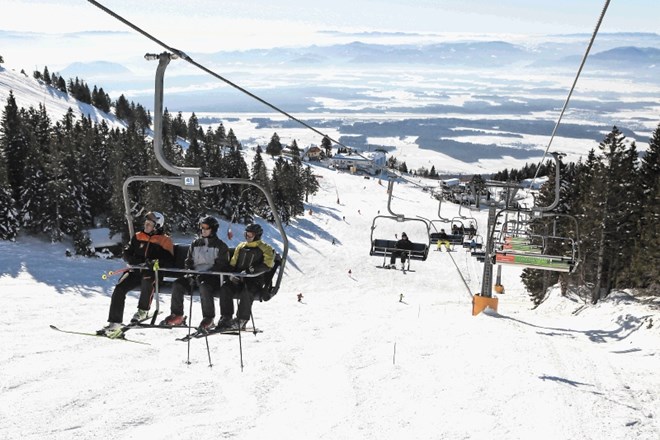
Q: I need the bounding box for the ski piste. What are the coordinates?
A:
[176,327,263,342]
[49,325,150,345]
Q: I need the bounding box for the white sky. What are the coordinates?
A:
[2,0,659,71]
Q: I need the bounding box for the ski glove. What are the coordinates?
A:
[230,270,247,284]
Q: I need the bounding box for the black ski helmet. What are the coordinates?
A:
[245,223,263,240]
[199,215,219,235]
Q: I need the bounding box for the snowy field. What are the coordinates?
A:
[1,159,658,440]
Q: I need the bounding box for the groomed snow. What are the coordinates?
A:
[1,160,658,440]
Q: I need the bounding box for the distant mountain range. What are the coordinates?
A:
[49,32,659,79]
[198,38,660,70]
[59,61,131,79]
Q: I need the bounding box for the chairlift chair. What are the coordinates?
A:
[123,53,289,325]
[492,212,579,274]
[370,180,431,270]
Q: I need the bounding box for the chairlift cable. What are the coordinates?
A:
[446,251,474,299]
[528,0,611,189]
[86,0,351,151]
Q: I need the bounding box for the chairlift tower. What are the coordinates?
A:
[473,152,574,316]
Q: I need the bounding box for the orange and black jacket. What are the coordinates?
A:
[122,230,174,268]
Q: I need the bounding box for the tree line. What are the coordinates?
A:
[497,125,660,302]
[0,91,319,253]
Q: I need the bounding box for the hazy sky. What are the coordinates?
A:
[5,0,659,35]
[2,0,658,71]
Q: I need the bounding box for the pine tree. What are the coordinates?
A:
[226,128,241,150]
[266,132,282,157]
[572,151,601,294]
[114,94,131,122]
[302,165,319,203]
[627,123,660,289]
[49,110,92,242]
[200,124,225,228]
[250,148,271,217]
[0,133,18,240]
[222,146,253,223]
[213,123,227,147]
[588,127,638,302]
[83,120,113,224]
[56,76,67,93]
[270,157,290,224]
[470,174,486,206]
[19,104,54,237]
[171,111,188,139]
[183,113,203,169]
[289,139,302,165]
[43,66,51,86]
[0,91,26,201]
[92,86,111,113]
[321,135,332,157]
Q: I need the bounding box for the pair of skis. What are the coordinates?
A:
[50,313,163,345]
[50,320,262,345]
[377,264,411,273]
[176,326,263,342]
[50,324,150,345]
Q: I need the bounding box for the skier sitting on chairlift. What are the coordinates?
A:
[100,211,174,338]
[436,229,452,252]
[161,215,231,330]
[388,232,414,269]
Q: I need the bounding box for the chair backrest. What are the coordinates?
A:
[409,242,429,261]
[173,243,189,269]
[159,243,189,278]
[370,239,428,261]
[256,253,283,302]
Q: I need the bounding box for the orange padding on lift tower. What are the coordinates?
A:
[472,295,499,316]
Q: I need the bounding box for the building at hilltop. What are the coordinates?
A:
[329,151,386,175]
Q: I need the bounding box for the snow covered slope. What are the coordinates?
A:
[1,160,658,440]
[0,66,126,130]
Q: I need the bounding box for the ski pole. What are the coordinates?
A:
[186,276,195,365]
[205,335,213,368]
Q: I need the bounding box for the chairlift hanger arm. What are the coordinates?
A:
[385,180,404,218]
[436,197,452,222]
[150,53,202,177]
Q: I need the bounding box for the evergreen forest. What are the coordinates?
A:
[0,88,319,255]
[493,125,660,302]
